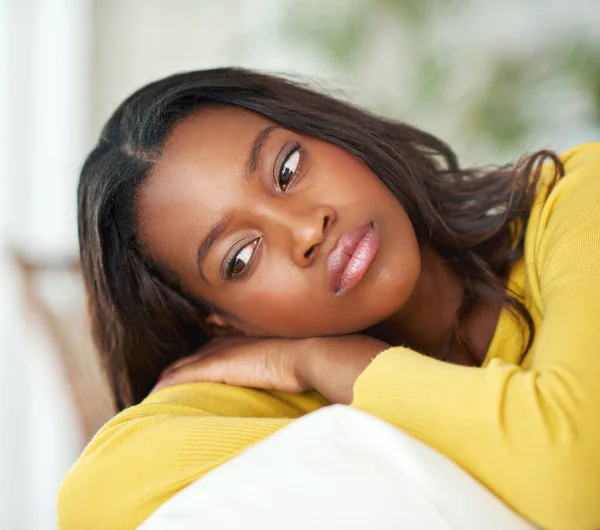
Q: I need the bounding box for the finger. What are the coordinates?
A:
[155,353,233,392]
[162,338,233,374]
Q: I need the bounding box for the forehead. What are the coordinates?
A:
[157,105,274,170]
[140,105,275,217]
[136,106,275,274]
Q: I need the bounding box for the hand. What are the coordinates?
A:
[151,335,389,404]
[152,336,310,395]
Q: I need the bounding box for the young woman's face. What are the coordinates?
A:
[138,106,421,337]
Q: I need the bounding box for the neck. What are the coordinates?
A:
[367,244,463,360]
[367,244,504,366]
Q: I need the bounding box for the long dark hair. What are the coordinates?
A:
[78,67,563,410]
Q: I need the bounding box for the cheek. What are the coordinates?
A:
[378,208,422,298]
[316,146,388,199]
[222,276,338,337]
[373,240,421,313]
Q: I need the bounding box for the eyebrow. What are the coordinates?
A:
[196,216,231,282]
[245,125,281,174]
[196,125,280,281]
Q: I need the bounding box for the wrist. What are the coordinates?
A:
[294,337,326,392]
[300,335,389,404]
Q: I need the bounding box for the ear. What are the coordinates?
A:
[204,312,246,337]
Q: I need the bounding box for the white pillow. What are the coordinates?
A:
[140,405,537,530]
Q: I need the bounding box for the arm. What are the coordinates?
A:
[343,151,600,530]
[99,144,600,529]
[57,383,325,529]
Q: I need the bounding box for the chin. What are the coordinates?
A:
[330,298,404,337]
[358,275,418,328]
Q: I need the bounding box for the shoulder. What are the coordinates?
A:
[560,141,600,173]
[520,143,600,316]
[546,142,600,221]
[528,143,600,266]
[541,142,600,224]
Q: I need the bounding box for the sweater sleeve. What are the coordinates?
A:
[57,384,324,530]
[350,145,600,530]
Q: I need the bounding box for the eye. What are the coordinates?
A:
[225,239,259,280]
[277,143,301,191]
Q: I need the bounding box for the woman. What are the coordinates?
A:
[58,68,600,530]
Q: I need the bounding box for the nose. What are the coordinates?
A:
[291,207,335,267]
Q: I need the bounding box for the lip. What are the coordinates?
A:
[327,222,380,294]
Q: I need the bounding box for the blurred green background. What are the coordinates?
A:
[275,0,600,164]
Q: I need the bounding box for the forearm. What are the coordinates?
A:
[348,348,600,530]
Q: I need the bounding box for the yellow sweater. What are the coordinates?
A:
[57,143,600,530]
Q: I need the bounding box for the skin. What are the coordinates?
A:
[139,106,501,400]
